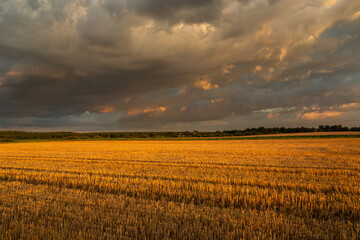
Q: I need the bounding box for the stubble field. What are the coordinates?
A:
[0,139,359,239]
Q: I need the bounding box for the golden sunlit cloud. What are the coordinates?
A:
[194,80,219,90]
[222,64,235,74]
[127,106,167,116]
[279,48,287,61]
[352,11,360,20]
[143,106,167,113]
[298,111,342,120]
[340,102,360,109]
[222,68,230,74]
[323,0,338,7]
[253,65,262,73]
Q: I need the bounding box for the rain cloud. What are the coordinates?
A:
[0,0,360,131]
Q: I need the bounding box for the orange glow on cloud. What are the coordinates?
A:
[352,11,360,20]
[143,106,167,113]
[222,68,230,74]
[279,48,287,61]
[267,113,280,119]
[299,111,342,120]
[180,106,187,111]
[253,65,262,73]
[99,106,115,113]
[5,71,23,77]
[210,98,225,103]
[194,80,219,90]
[127,106,167,116]
[340,102,360,109]
[222,64,235,74]
[127,109,142,115]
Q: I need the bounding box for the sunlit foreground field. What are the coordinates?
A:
[0,139,359,239]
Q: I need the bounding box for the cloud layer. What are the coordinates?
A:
[0,0,360,131]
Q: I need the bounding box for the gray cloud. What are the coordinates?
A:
[0,0,360,131]
[129,0,222,25]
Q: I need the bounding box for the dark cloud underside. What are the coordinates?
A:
[0,0,360,131]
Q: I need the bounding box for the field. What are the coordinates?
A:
[0,139,359,239]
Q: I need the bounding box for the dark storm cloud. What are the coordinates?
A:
[27,0,40,10]
[77,1,130,48]
[129,0,222,24]
[0,0,360,131]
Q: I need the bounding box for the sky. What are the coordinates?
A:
[0,0,360,131]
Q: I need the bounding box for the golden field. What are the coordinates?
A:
[0,139,359,239]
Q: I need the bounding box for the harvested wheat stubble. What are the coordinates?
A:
[0,139,359,239]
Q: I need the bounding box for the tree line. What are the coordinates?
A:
[0,125,359,141]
